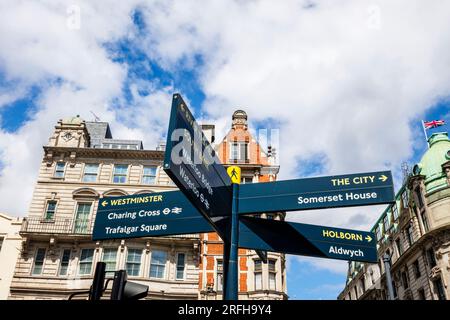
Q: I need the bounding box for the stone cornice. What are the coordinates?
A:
[43,146,164,161]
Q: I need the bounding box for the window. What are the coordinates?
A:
[360,279,366,293]
[0,237,3,252]
[401,271,409,289]
[32,248,46,275]
[254,259,262,290]
[383,215,390,233]
[417,288,426,300]
[392,203,399,220]
[102,248,117,275]
[412,259,421,279]
[401,191,409,208]
[395,239,402,257]
[415,186,424,208]
[269,259,276,290]
[421,211,429,232]
[406,224,414,247]
[113,165,128,183]
[375,226,382,241]
[266,214,274,220]
[126,249,142,277]
[44,201,57,220]
[176,253,186,280]
[149,250,167,279]
[353,286,358,299]
[78,249,94,275]
[242,177,253,184]
[142,166,157,185]
[216,260,223,291]
[392,281,398,299]
[230,142,248,162]
[433,278,446,300]
[59,249,71,276]
[54,162,66,178]
[83,164,99,182]
[426,248,437,268]
[74,203,91,234]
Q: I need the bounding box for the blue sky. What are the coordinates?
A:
[1,1,450,300]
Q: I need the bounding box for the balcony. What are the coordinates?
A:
[20,217,200,239]
[21,217,93,235]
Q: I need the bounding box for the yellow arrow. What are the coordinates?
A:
[379,175,388,182]
[365,235,372,242]
[101,200,108,207]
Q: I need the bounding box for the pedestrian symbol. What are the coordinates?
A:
[227,166,241,184]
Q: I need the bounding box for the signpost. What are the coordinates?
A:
[238,171,395,214]
[238,216,377,263]
[90,93,397,300]
[92,191,214,241]
[163,94,232,230]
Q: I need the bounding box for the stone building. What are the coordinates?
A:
[338,132,450,300]
[0,213,22,299]
[199,110,287,300]
[8,111,287,300]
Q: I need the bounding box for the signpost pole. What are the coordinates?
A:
[383,253,395,300]
[224,183,239,300]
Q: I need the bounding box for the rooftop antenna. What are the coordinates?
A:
[90,111,101,122]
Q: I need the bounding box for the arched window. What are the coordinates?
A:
[103,189,128,197]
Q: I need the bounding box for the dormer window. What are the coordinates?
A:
[230,142,248,162]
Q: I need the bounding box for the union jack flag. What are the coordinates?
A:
[423,120,445,129]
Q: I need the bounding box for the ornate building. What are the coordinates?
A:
[338,132,450,300]
[7,111,287,300]
[199,110,287,300]
[0,213,22,299]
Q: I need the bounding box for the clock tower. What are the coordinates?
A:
[47,115,90,148]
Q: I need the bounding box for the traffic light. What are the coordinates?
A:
[111,270,149,300]
[89,262,106,301]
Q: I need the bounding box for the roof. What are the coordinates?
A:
[415,132,450,193]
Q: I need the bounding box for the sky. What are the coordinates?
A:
[0,0,450,300]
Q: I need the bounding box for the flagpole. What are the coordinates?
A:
[421,120,429,148]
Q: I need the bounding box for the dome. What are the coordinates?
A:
[414,132,450,192]
[232,110,247,120]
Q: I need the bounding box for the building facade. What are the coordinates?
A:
[199,110,287,300]
[0,213,22,299]
[7,111,287,300]
[338,132,450,300]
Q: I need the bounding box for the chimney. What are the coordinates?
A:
[201,124,215,144]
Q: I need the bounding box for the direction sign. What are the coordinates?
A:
[238,171,395,214]
[238,216,377,263]
[92,191,214,241]
[163,94,232,223]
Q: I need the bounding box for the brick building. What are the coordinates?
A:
[199,110,287,300]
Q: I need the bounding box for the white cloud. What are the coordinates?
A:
[0,1,171,216]
[1,0,450,294]
[132,0,450,276]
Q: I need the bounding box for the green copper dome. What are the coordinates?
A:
[414,132,450,193]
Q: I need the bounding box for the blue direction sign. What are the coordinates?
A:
[238,171,395,214]
[92,191,214,241]
[238,216,377,263]
[163,94,232,222]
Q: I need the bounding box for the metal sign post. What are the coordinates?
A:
[224,183,240,300]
